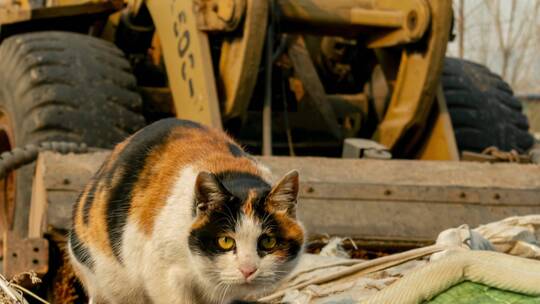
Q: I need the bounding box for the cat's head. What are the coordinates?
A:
[188,169,304,297]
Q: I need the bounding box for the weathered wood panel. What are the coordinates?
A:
[29,152,540,241]
[28,152,109,238]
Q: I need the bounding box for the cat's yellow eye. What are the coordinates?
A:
[260,236,277,250]
[217,236,235,250]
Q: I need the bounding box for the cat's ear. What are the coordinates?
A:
[267,170,299,216]
[194,171,229,215]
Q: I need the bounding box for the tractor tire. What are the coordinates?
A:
[0,31,146,236]
[441,57,534,153]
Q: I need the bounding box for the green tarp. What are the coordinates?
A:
[426,282,540,304]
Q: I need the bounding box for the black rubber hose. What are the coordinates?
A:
[0,142,88,179]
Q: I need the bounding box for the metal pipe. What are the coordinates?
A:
[277,0,404,30]
[275,0,430,43]
[458,0,464,58]
[262,2,274,156]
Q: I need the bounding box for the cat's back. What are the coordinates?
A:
[69,118,263,268]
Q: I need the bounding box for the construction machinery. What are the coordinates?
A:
[0,0,536,301]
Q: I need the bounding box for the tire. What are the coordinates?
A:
[0,31,146,236]
[441,57,534,153]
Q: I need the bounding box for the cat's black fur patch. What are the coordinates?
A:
[252,198,302,261]
[82,179,99,225]
[188,203,240,257]
[228,143,245,158]
[106,118,198,263]
[69,228,95,271]
[215,171,271,200]
[189,171,269,258]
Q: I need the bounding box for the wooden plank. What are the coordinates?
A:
[258,157,540,188]
[299,198,540,239]
[28,156,46,238]
[29,152,109,237]
[29,152,540,242]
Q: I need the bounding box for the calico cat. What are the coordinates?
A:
[68,118,304,304]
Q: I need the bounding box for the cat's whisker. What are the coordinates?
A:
[208,285,221,303]
[218,283,231,304]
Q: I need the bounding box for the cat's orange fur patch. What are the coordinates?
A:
[128,143,173,235]
[127,126,263,236]
[273,212,304,244]
[190,216,210,231]
[74,181,114,257]
[242,190,258,216]
[90,183,115,256]
[73,182,91,233]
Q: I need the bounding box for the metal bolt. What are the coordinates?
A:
[407,10,418,31]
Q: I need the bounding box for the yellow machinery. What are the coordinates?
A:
[142,0,456,160]
[0,0,465,260]
[0,0,456,159]
[0,1,464,242]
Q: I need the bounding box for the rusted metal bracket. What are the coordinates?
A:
[194,0,246,32]
[2,231,48,280]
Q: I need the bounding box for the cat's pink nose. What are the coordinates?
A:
[239,266,257,279]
